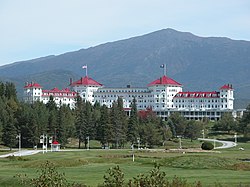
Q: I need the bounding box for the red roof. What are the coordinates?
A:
[52,140,59,145]
[220,84,233,90]
[42,87,77,98]
[70,76,102,86]
[24,82,42,88]
[148,75,182,86]
[174,91,220,98]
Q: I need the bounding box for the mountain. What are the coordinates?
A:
[0,28,250,108]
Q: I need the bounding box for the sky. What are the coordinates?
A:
[1,0,250,66]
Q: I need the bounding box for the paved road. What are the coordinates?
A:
[0,149,41,158]
[0,148,90,158]
[198,138,237,149]
[0,138,237,158]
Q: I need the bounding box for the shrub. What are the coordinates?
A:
[15,160,86,187]
[103,165,125,187]
[201,142,214,150]
[103,164,202,187]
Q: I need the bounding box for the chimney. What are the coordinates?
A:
[70,78,72,85]
[160,77,162,84]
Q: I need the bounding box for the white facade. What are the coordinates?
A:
[23,75,234,120]
[23,82,43,103]
[70,76,103,104]
[169,84,234,120]
[23,82,77,109]
[94,87,152,110]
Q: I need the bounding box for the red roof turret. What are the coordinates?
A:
[24,82,42,89]
[70,76,102,86]
[52,140,59,145]
[148,75,182,87]
[220,84,233,90]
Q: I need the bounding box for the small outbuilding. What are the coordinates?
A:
[51,140,60,152]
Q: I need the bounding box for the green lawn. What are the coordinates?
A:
[0,142,250,187]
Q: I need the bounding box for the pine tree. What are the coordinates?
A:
[184,120,203,142]
[213,112,237,133]
[239,104,250,137]
[96,105,112,147]
[169,112,187,137]
[2,113,17,150]
[160,120,173,145]
[74,95,85,149]
[46,96,58,139]
[142,122,162,148]
[5,82,17,101]
[82,101,93,148]
[2,123,17,150]
[110,98,127,148]
[127,97,139,144]
[32,101,49,142]
[0,82,5,98]
[56,105,68,146]
[16,103,36,147]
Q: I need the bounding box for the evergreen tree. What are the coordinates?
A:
[46,96,58,138]
[160,120,173,145]
[56,105,69,146]
[110,97,127,148]
[2,106,17,150]
[61,105,75,140]
[0,82,19,149]
[32,101,49,141]
[96,105,112,147]
[0,97,7,143]
[166,118,176,137]
[2,121,17,150]
[239,104,250,137]
[74,95,85,148]
[184,120,203,141]
[0,82,5,97]
[82,101,94,148]
[213,112,237,133]
[127,97,139,144]
[5,82,17,101]
[141,122,162,148]
[1,83,19,149]
[138,107,163,147]
[16,103,35,147]
[91,102,101,140]
[169,112,187,137]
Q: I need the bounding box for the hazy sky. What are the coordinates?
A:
[1,0,250,66]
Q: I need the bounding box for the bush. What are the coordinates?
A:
[15,160,86,187]
[201,142,214,150]
[103,165,125,187]
[102,164,202,187]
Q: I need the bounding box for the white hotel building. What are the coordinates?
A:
[23,74,235,121]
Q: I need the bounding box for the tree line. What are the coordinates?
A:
[0,81,250,150]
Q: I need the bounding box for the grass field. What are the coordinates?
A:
[0,140,250,187]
